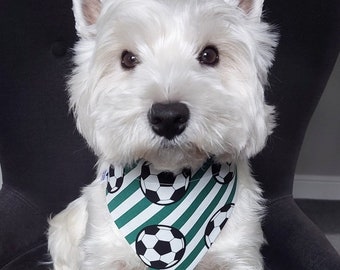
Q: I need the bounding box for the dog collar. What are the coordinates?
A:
[104,159,237,270]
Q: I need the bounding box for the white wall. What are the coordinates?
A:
[294,56,340,200]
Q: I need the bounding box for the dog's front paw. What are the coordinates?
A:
[48,197,88,270]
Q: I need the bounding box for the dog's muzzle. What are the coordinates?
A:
[148,102,190,140]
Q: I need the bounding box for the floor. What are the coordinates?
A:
[296,199,340,254]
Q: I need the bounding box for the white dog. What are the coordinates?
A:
[48,0,277,269]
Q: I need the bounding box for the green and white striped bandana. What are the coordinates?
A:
[104,158,237,270]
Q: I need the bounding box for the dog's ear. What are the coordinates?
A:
[225,0,264,21]
[72,0,102,37]
[239,0,263,17]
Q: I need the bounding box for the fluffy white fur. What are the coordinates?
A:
[48,0,277,269]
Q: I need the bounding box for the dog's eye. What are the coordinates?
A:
[198,46,219,66]
[121,51,139,70]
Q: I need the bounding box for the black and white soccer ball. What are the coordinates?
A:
[205,204,234,248]
[211,162,236,184]
[140,162,190,205]
[136,225,186,269]
[106,166,124,194]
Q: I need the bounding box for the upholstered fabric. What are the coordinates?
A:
[0,1,97,268]
[254,1,340,269]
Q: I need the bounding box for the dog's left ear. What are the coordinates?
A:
[226,0,264,21]
[72,0,102,37]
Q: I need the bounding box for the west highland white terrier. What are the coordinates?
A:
[48,0,277,269]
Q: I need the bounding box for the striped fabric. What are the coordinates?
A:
[105,159,237,270]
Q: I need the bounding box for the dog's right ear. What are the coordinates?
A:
[73,0,102,38]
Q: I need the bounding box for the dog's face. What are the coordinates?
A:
[70,0,276,171]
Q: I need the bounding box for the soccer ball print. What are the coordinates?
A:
[211,162,236,184]
[140,162,190,205]
[105,160,238,269]
[136,225,186,269]
[205,204,234,248]
[106,166,124,194]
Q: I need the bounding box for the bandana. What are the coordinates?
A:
[104,159,237,270]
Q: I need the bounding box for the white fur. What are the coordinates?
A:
[48,0,277,269]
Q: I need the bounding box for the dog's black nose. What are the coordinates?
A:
[148,102,190,140]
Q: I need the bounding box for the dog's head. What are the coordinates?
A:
[69,0,277,171]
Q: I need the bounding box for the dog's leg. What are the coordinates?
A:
[78,181,147,270]
[198,204,264,269]
[221,188,264,270]
[48,196,88,270]
[48,178,146,270]
[198,168,265,270]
